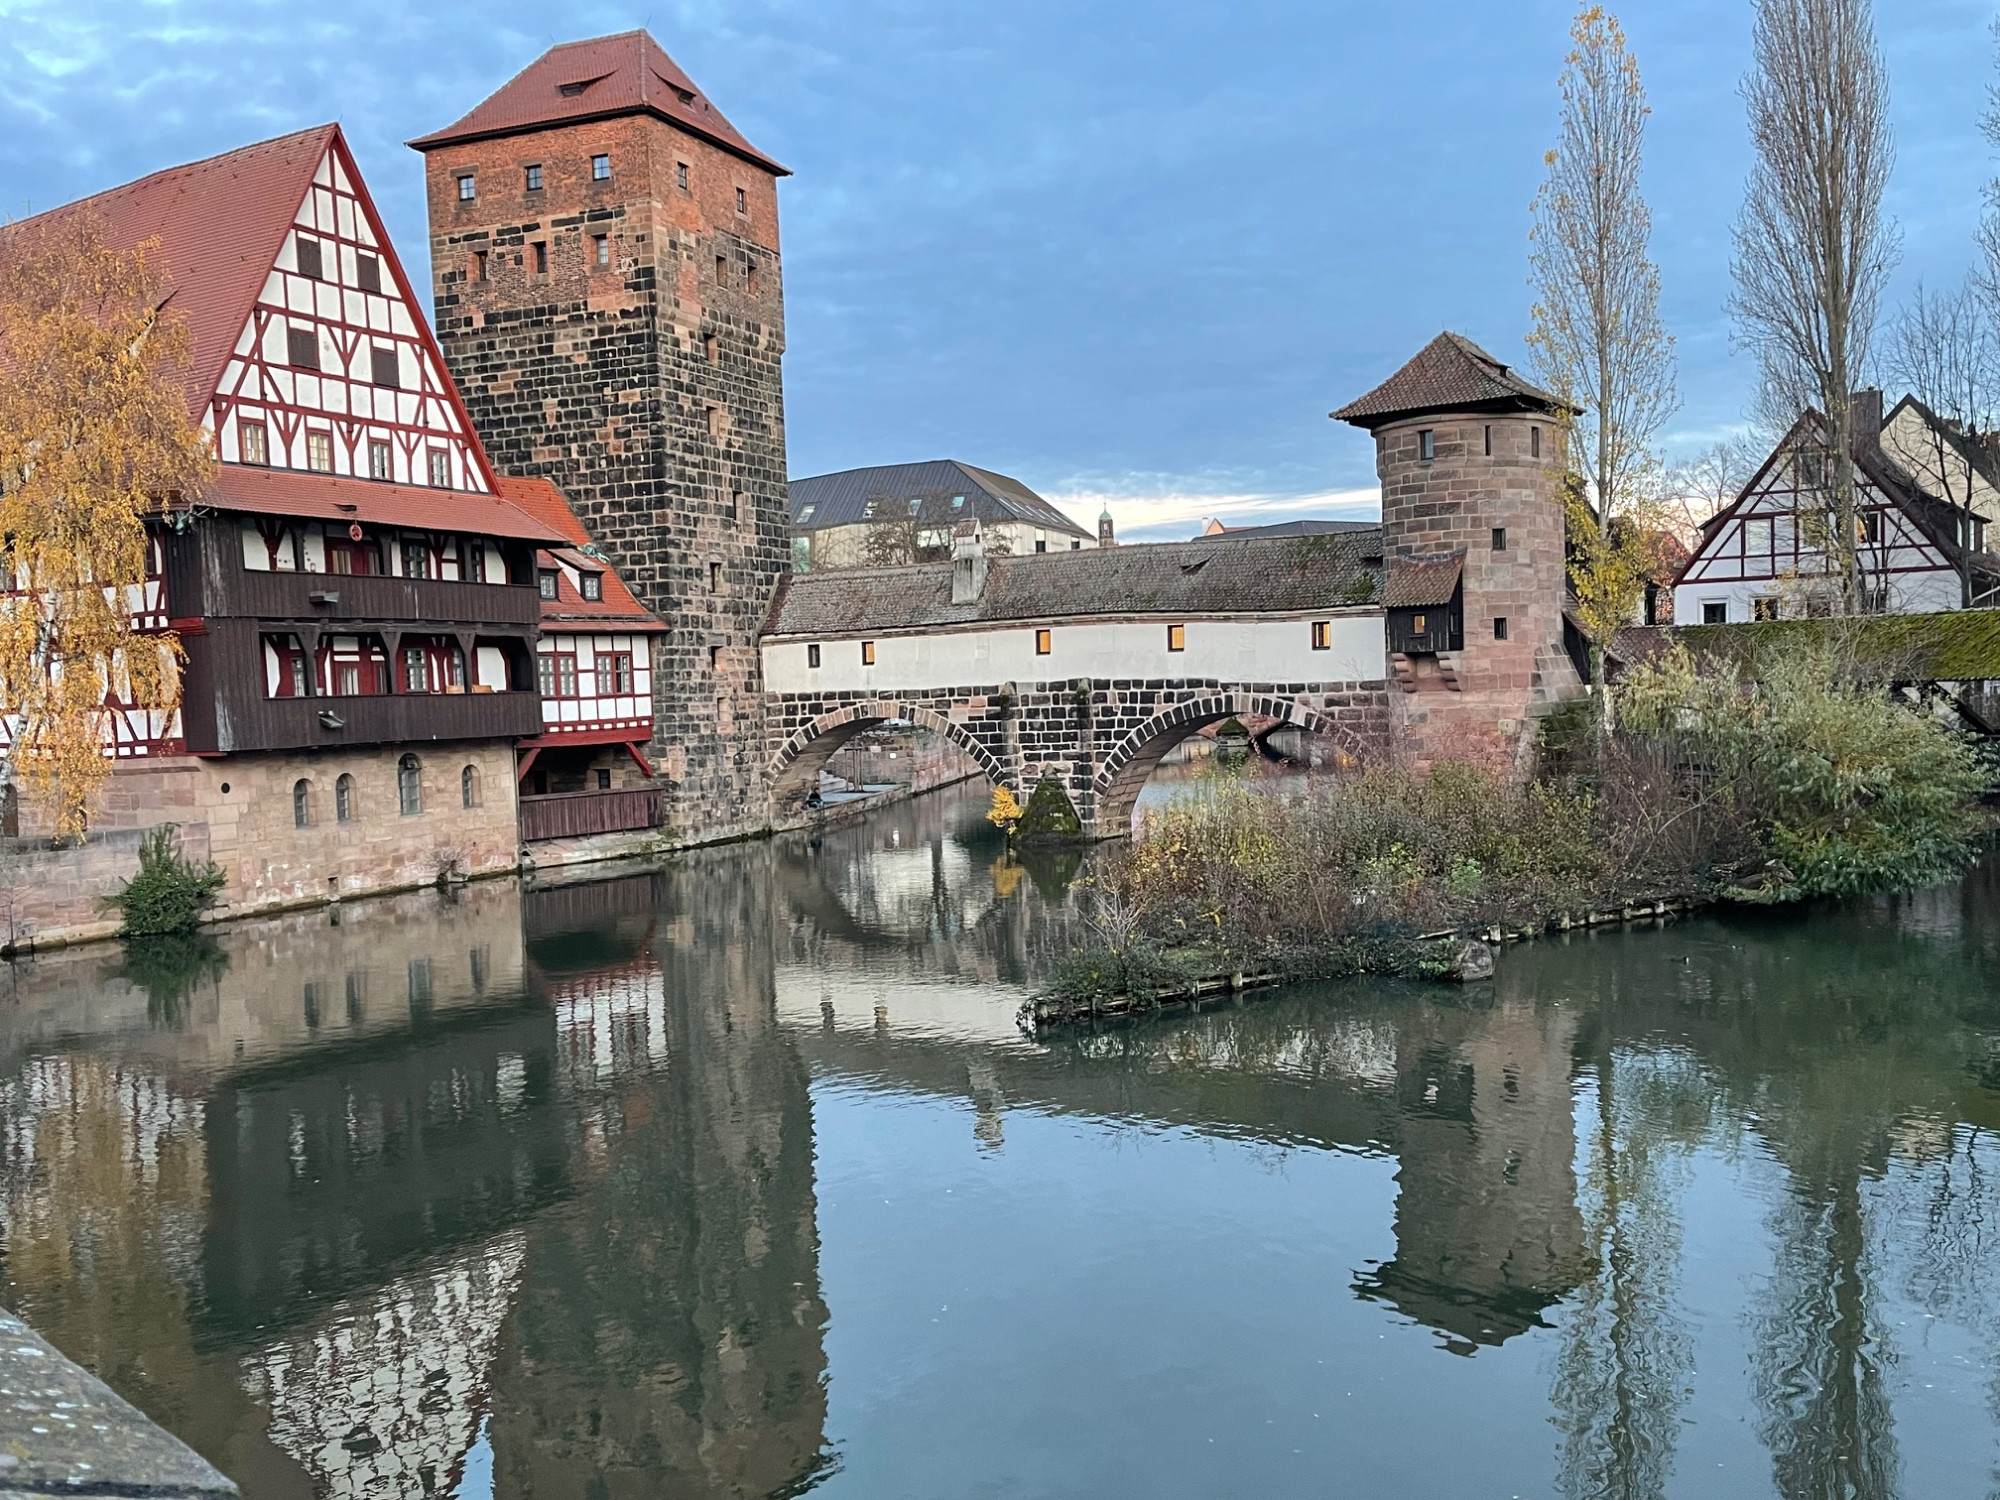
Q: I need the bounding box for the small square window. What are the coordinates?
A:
[295,236,323,280]
[677,161,690,190]
[1702,601,1728,625]
[538,571,559,600]
[1493,616,1509,640]
[356,253,382,294]
[525,163,543,191]
[532,241,548,274]
[371,345,399,388]
[1418,428,1434,461]
[427,449,452,489]
[1491,526,1507,552]
[860,640,877,666]
[306,432,333,473]
[239,422,268,466]
[592,154,611,180]
[807,643,821,669]
[581,572,602,602]
[287,326,320,370]
[1167,623,1185,652]
[736,186,747,213]
[1035,628,1052,655]
[368,439,391,480]
[1413,614,1428,635]
[457,174,476,201]
[1311,620,1330,650]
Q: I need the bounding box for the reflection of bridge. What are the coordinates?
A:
[760,533,1395,833]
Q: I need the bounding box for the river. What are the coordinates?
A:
[1,778,1997,1499]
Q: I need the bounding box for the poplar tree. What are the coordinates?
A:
[1528,5,1676,728]
[0,215,214,837]
[1729,0,1897,615]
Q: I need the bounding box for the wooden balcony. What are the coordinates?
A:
[169,562,541,628]
[191,686,542,755]
[519,787,665,843]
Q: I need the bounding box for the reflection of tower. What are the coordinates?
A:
[1355,993,1589,1353]
[490,849,830,1497]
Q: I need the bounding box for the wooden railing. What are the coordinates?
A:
[519,786,664,843]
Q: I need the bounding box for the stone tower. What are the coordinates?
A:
[413,32,789,843]
[1333,332,1583,769]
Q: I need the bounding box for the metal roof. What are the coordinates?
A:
[788,460,1092,539]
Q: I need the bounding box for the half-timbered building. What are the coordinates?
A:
[4,126,569,917]
[1674,392,2000,623]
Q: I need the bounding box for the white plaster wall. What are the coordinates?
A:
[1674,569,1965,624]
[762,613,1385,695]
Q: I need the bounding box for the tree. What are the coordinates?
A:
[0,214,214,838]
[1527,6,1677,729]
[1662,435,1762,533]
[1729,0,1897,615]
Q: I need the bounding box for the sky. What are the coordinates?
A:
[2,0,1997,540]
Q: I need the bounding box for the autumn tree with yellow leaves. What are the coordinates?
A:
[0,215,214,837]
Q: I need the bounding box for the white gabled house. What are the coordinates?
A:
[1673,391,2000,624]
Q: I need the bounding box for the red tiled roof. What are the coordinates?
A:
[498,477,665,630]
[409,31,788,176]
[1381,553,1464,608]
[1332,332,1573,429]
[211,465,569,542]
[1,126,338,424]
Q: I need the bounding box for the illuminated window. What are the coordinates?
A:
[1311,621,1330,650]
[861,641,876,666]
[1167,624,1185,652]
[1035,628,1052,655]
[1412,614,1428,635]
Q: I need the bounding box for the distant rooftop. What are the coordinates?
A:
[1198,518,1381,541]
[788,460,1091,539]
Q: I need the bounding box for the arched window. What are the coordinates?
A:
[335,773,356,824]
[398,755,423,816]
[461,764,480,809]
[292,778,312,828]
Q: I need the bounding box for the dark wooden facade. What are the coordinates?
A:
[1387,587,1464,655]
[162,518,545,755]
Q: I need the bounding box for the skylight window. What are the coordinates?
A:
[799,504,816,522]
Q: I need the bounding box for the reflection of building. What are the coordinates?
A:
[1353,996,1589,1352]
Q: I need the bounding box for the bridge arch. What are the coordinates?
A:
[1092,692,1359,835]
[771,701,1007,809]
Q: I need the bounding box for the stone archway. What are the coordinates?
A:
[1091,692,1356,835]
[771,701,1007,809]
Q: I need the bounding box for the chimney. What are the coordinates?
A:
[951,517,987,604]
[1851,388,1884,455]
[1098,506,1116,548]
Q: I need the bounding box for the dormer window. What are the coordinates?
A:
[580,572,602,602]
[798,504,816,522]
[538,571,559,600]
[525,164,543,191]
[592,154,611,180]
[295,237,324,280]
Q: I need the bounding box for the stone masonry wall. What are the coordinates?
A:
[769,676,1394,834]
[1376,413,1580,770]
[425,113,789,847]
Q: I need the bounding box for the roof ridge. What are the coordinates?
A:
[5,124,337,234]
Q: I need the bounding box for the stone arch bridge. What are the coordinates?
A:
[758,532,1396,836]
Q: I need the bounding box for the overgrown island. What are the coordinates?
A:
[1029,629,1997,1024]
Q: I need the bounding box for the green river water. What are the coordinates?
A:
[1,777,1997,1498]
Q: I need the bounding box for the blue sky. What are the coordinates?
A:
[3,0,1995,539]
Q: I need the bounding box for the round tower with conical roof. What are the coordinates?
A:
[1333,332,1583,768]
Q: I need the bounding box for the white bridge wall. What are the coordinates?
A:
[762,612,1386,696]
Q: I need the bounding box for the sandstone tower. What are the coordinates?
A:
[413,32,789,842]
[1333,333,1583,768]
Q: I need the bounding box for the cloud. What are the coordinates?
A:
[1043,484,1382,544]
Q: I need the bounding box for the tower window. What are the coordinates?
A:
[371,345,399,388]
[1035,629,1052,655]
[1491,526,1507,552]
[705,406,720,436]
[677,161,690,190]
[1493,616,1509,640]
[532,241,548,274]
[1531,426,1542,458]
[747,262,761,295]
[356,253,382,294]
[287,326,320,369]
[709,560,721,593]
[709,644,722,672]
[472,250,488,282]
[525,163,543,191]
[731,491,744,519]
[703,332,717,363]
[807,643,821,669]
[457,174,476,201]
[1311,620,1331,650]
[593,234,610,268]
[736,186,747,214]
[295,236,324,280]
[592,153,611,180]
[1417,429,1434,461]
[1167,623,1186,652]
[861,641,876,666]
[715,254,728,283]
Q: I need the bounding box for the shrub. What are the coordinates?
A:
[107,824,225,936]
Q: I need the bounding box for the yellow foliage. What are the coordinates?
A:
[0,214,214,836]
[986,784,1023,832]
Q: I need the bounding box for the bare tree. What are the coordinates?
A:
[1528,5,1678,531]
[1528,6,1677,727]
[1663,435,1763,533]
[1729,0,1898,615]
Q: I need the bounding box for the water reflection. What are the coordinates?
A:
[0,783,1994,1498]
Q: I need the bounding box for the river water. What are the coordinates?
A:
[2,778,1998,1499]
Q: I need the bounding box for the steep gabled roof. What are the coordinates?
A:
[1,125,338,423]
[1332,332,1573,430]
[409,31,788,175]
[498,477,666,630]
[788,460,1093,538]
